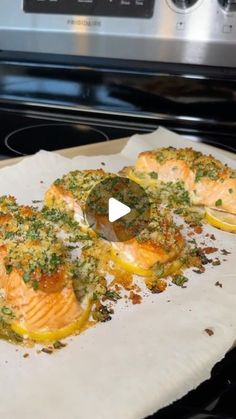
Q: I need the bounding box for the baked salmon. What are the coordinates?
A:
[132,147,236,214]
[45,170,185,273]
[112,205,184,271]
[44,169,113,227]
[0,196,91,341]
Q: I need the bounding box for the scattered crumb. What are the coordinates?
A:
[204,328,214,336]
[212,259,221,266]
[40,180,44,184]
[167,300,171,303]
[53,341,67,350]
[194,226,203,234]
[129,291,142,305]
[193,267,205,274]
[221,249,231,256]
[187,231,194,237]
[23,353,29,358]
[41,347,54,355]
[210,234,216,241]
[202,247,218,255]
[215,281,223,288]
[32,200,43,204]
[101,162,105,166]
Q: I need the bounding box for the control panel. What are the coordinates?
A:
[218,0,236,12]
[171,0,198,9]
[1,0,236,67]
[23,0,155,18]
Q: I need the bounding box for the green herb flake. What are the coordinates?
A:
[229,188,233,194]
[172,275,188,287]
[23,272,31,283]
[53,340,67,350]
[5,265,13,275]
[195,169,204,182]
[149,172,158,180]
[1,306,13,316]
[215,199,223,207]
[32,280,39,291]
[4,232,14,240]
[105,290,121,302]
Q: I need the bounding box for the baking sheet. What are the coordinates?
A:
[0,127,235,419]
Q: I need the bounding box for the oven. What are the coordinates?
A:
[0,1,236,418]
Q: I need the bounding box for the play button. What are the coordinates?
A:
[85,176,150,242]
[108,198,131,223]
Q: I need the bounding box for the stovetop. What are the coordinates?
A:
[0,58,236,419]
[0,107,235,159]
[150,347,236,419]
[0,106,235,419]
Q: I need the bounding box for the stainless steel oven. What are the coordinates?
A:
[1,0,236,67]
[0,1,236,418]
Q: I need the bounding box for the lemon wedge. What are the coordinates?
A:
[11,301,92,343]
[111,250,153,277]
[205,207,236,233]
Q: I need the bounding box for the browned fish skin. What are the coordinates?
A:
[135,147,236,214]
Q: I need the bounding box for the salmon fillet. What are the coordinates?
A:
[44,169,113,226]
[134,147,236,214]
[0,196,89,336]
[0,250,82,331]
[45,170,185,271]
[112,206,184,270]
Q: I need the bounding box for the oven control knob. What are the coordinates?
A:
[171,0,198,9]
[218,0,236,12]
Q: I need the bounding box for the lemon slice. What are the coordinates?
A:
[205,207,236,233]
[126,168,157,188]
[11,300,92,343]
[111,250,153,277]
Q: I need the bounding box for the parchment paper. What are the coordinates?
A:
[0,128,235,419]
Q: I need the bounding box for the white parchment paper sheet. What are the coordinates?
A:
[0,128,235,419]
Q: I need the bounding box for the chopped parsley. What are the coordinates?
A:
[215,199,222,207]
[1,306,13,316]
[72,256,106,302]
[149,172,158,179]
[172,275,188,287]
[5,265,13,275]
[0,196,72,290]
[105,290,121,302]
[53,340,67,350]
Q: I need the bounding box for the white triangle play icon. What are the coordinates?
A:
[108,197,131,223]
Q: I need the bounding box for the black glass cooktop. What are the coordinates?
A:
[0,112,235,419]
[150,347,236,419]
[0,109,152,158]
[0,107,235,159]
[0,56,235,419]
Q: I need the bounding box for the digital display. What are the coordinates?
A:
[23,0,155,18]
